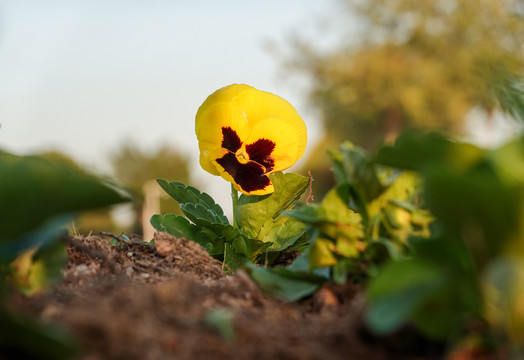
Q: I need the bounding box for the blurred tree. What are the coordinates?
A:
[36,151,86,173]
[291,0,524,149]
[292,0,524,199]
[110,142,192,234]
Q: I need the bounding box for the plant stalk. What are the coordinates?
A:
[231,184,239,227]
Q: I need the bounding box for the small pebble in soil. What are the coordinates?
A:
[74,264,91,277]
[126,266,134,276]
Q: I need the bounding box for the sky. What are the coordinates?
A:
[0,0,337,215]
[3,1,520,225]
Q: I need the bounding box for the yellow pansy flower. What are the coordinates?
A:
[196,84,307,195]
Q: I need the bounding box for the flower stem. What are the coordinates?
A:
[231,184,239,228]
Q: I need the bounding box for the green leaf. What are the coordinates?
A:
[152,211,270,263]
[150,214,218,254]
[328,142,385,202]
[247,264,321,302]
[367,172,421,218]
[286,186,363,228]
[0,214,72,263]
[367,288,425,335]
[156,179,228,225]
[180,202,229,226]
[368,238,406,261]
[0,154,130,245]
[284,205,324,224]
[375,131,484,173]
[410,290,465,339]
[321,186,363,227]
[0,308,79,360]
[223,243,248,274]
[184,216,248,257]
[256,217,307,252]
[308,237,337,269]
[365,259,445,335]
[489,135,524,186]
[424,168,519,265]
[235,172,309,238]
[333,258,352,284]
[286,186,365,271]
[232,236,271,262]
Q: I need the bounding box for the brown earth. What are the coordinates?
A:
[10,232,452,360]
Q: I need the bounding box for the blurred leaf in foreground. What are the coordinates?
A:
[0,307,79,360]
[0,153,130,256]
[367,131,524,348]
[0,151,130,359]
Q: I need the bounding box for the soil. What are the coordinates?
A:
[9,232,451,360]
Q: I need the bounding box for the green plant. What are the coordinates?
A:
[247,141,432,300]
[151,172,310,273]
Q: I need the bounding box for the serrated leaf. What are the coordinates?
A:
[156,179,228,224]
[187,217,243,248]
[150,214,217,254]
[236,172,309,238]
[180,202,229,226]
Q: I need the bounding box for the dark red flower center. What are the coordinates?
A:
[216,127,275,193]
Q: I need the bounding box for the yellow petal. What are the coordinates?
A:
[195,84,307,194]
[246,115,306,172]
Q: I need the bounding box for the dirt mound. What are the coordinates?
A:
[11,233,444,360]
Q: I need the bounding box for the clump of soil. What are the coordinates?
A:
[11,232,445,360]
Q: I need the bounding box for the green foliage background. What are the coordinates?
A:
[292,0,524,147]
[289,0,524,199]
